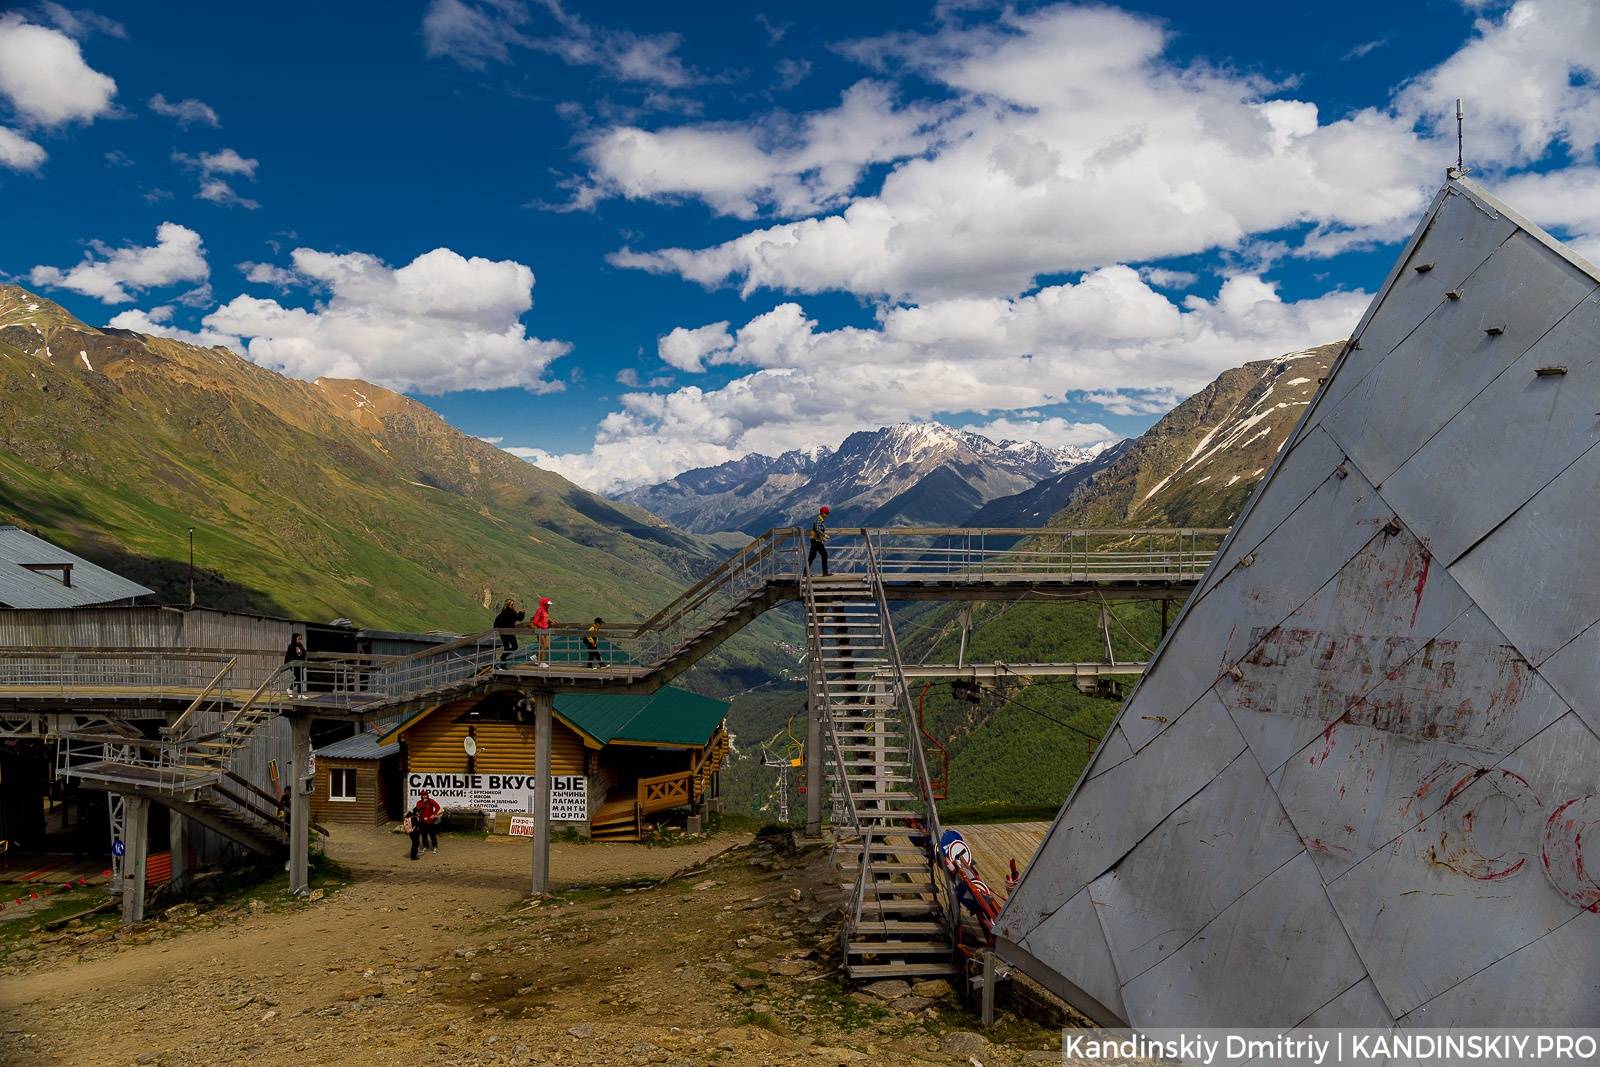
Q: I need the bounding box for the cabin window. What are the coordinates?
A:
[330,767,357,802]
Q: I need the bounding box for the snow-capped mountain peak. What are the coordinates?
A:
[617,422,1111,534]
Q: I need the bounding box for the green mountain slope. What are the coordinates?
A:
[0,285,722,635]
[1052,342,1342,529]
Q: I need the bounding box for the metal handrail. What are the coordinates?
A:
[864,533,954,950]
[165,657,237,737]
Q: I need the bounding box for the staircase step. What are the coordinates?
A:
[849,920,945,936]
[853,900,941,916]
[836,862,930,873]
[845,962,959,979]
[845,940,952,955]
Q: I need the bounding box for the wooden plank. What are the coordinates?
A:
[947,821,1051,901]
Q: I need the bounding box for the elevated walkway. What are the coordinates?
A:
[0,526,1216,722]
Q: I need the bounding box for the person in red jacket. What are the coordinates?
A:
[410,789,442,859]
[531,596,552,667]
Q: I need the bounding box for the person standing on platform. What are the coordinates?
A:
[532,596,553,666]
[807,506,831,576]
[494,598,524,662]
[284,632,308,695]
[585,617,605,668]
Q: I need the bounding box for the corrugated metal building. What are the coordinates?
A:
[996,176,1600,1026]
[0,527,155,608]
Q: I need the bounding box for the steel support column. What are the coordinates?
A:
[119,795,150,924]
[804,699,822,837]
[531,691,553,896]
[288,714,312,896]
[169,811,189,892]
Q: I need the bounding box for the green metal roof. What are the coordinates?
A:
[555,688,728,747]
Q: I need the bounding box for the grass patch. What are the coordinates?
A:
[0,887,112,952]
[185,850,351,913]
[708,812,776,835]
[734,1010,786,1035]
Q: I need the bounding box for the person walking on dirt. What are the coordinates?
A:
[807,506,831,577]
[404,806,421,860]
[494,599,524,662]
[585,617,604,668]
[283,632,308,695]
[532,597,553,666]
[412,789,442,857]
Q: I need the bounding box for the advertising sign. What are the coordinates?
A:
[407,772,535,813]
[406,773,589,821]
[550,775,588,821]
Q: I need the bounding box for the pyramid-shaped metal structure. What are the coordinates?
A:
[995,175,1600,1027]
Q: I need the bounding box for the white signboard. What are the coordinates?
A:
[407,772,534,813]
[550,775,588,822]
[406,773,589,821]
[508,815,536,837]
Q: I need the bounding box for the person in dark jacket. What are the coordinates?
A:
[283,632,307,695]
[410,789,442,858]
[493,599,524,661]
[585,617,604,668]
[807,506,831,576]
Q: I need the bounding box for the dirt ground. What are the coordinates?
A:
[0,824,1060,1067]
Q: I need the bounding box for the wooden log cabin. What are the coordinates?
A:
[376,686,731,842]
[309,727,402,827]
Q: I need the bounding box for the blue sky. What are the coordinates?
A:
[5,0,1599,491]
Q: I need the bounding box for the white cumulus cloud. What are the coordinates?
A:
[574,81,947,218]
[529,267,1367,492]
[0,14,116,128]
[29,222,210,304]
[149,93,220,127]
[0,125,46,170]
[657,320,732,372]
[962,415,1116,451]
[106,305,238,349]
[424,0,697,87]
[202,246,572,394]
[600,1,1600,303]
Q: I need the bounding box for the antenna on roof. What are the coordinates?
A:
[1452,97,1467,178]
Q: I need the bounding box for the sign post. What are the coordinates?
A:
[531,691,553,896]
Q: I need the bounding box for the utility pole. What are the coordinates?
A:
[187,527,195,608]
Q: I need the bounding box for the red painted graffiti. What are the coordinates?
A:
[1541,795,1600,912]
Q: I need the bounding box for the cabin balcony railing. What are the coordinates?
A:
[637,770,692,815]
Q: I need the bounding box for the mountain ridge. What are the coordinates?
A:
[618,422,1106,534]
[0,283,722,636]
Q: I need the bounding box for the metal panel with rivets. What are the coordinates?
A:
[1328,711,1600,1018]
[1379,290,1600,566]
[1322,232,1597,487]
[991,690,1245,942]
[1119,455,1395,753]
[1119,851,1371,1027]
[1087,751,1304,984]
[995,175,1600,1026]
[1446,439,1600,666]
[1295,186,1517,447]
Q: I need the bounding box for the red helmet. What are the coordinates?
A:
[820,506,830,515]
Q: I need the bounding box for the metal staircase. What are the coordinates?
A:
[57,661,297,856]
[805,558,959,980]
